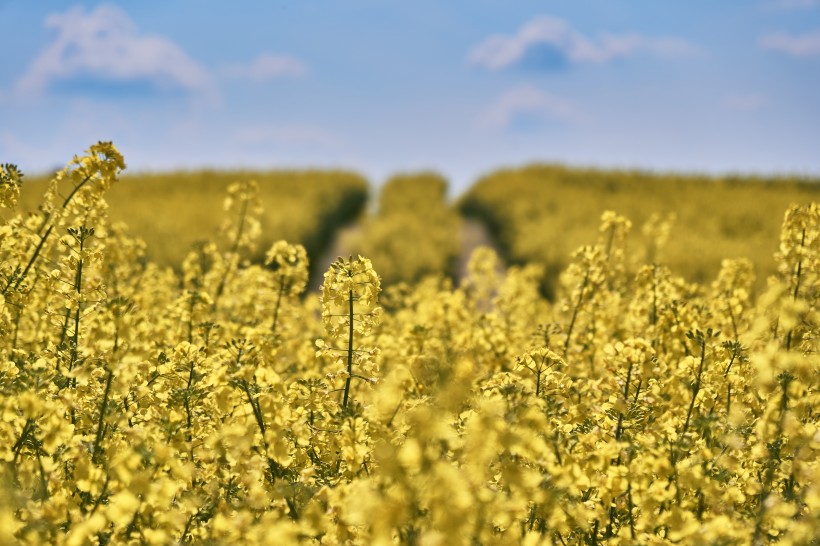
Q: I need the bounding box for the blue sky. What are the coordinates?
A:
[1,1,819,192]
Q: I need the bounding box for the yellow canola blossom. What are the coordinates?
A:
[0,144,817,546]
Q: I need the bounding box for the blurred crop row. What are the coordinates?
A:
[460,164,820,297]
[14,169,368,283]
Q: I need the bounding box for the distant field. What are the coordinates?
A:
[13,163,818,294]
[460,164,820,296]
[14,169,368,278]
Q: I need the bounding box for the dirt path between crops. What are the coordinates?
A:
[310,222,362,292]
[456,217,504,281]
[310,216,502,291]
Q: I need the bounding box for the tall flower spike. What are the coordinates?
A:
[265,241,309,336]
[265,241,309,297]
[320,256,381,410]
[321,256,381,340]
[0,164,23,209]
[3,143,124,295]
[221,179,263,256]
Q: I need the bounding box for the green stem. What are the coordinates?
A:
[563,267,590,357]
[184,359,196,462]
[605,226,616,261]
[271,282,286,336]
[342,288,355,410]
[682,336,707,437]
[35,446,49,500]
[187,293,196,344]
[726,296,740,343]
[213,188,249,309]
[11,418,33,465]
[627,481,636,539]
[752,373,792,546]
[242,382,267,440]
[784,228,805,351]
[4,174,93,294]
[67,230,87,426]
[614,360,634,443]
[650,264,658,328]
[91,369,114,464]
[6,225,53,294]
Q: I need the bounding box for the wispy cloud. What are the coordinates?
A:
[478,85,581,130]
[222,53,308,81]
[724,93,767,111]
[469,15,698,71]
[760,29,820,56]
[15,4,215,98]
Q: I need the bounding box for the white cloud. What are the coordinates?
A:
[724,93,767,111]
[15,4,215,97]
[469,15,698,70]
[478,85,581,130]
[760,30,820,57]
[231,124,339,148]
[223,53,308,81]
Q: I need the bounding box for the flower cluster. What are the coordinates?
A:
[319,256,382,411]
[0,144,817,546]
[0,163,23,209]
